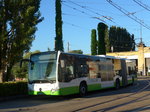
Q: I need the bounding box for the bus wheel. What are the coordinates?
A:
[79,82,87,96]
[115,79,120,90]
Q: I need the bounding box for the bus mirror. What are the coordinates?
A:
[60,60,65,68]
[30,62,34,70]
[20,59,34,70]
[20,59,30,68]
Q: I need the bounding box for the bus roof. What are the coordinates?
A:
[30,51,127,60]
[97,55,126,60]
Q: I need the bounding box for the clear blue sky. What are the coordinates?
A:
[30,0,150,54]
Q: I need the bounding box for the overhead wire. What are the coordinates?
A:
[133,0,150,12]
[106,0,150,30]
[65,0,116,24]
[63,21,91,30]
[62,1,106,23]
[54,0,99,30]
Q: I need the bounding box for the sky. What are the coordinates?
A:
[30,0,150,54]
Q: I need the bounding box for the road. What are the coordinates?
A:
[0,77,150,112]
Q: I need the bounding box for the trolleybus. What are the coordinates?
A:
[21,51,137,96]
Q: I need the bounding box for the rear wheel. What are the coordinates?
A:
[115,79,120,89]
[79,82,87,96]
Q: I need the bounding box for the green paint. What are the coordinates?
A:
[128,79,133,84]
[120,81,123,86]
[88,83,115,91]
[28,90,60,95]
[59,86,79,95]
[28,83,117,96]
[101,86,115,89]
[88,84,101,91]
[28,86,79,96]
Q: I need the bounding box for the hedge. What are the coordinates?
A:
[0,81,28,97]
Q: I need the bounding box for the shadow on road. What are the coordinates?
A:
[0,77,149,110]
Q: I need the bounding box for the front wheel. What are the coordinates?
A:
[79,83,87,96]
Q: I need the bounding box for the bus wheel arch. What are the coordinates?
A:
[115,78,120,89]
[79,81,87,96]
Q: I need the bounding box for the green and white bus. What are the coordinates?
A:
[21,51,137,96]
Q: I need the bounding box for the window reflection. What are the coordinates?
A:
[58,53,114,82]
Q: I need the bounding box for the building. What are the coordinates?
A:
[106,43,150,76]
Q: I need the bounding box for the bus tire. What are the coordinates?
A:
[115,79,120,90]
[79,82,87,96]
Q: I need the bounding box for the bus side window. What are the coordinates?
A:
[66,65,74,76]
[128,67,131,75]
[59,65,75,82]
[81,64,89,74]
[76,64,89,78]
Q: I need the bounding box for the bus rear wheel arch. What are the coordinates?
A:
[79,81,87,96]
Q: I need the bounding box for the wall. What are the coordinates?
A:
[106,45,150,75]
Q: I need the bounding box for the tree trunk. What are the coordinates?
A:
[0,71,3,83]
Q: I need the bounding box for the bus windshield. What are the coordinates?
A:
[29,52,57,83]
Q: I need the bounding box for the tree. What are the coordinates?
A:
[55,0,64,51]
[109,26,135,52]
[47,47,51,51]
[69,50,83,54]
[11,50,40,80]
[131,34,135,51]
[91,29,97,55]
[0,0,43,82]
[11,63,28,80]
[97,23,108,55]
[105,26,110,52]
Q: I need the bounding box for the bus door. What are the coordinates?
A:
[121,60,128,86]
[100,59,114,88]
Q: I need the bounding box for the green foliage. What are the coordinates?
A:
[11,50,40,79]
[0,0,43,82]
[97,23,108,55]
[12,63,28,79]
[105,26,110,52]
[23,50,40,59]
[109,26,135,52]
[69,50,83,54]
[90,24,135,54]
[131,34,135,51]
[55,0,64,51]
[91,29,97,55]
[0,82,27,97]
[47,47,51,51]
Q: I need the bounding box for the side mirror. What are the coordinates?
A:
[20,59,30,67]
[20,59,34,70]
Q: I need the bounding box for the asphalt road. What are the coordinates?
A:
[0,77,150,112]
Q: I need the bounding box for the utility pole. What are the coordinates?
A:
[67,42,70,52]
[139,22,146,76]
[140,23,143,43]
